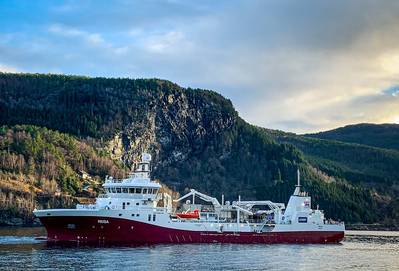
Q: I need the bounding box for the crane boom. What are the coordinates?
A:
[174,189,221,207]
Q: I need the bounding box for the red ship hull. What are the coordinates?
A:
[38,216,344,245]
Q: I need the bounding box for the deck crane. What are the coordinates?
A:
[174,189,221,207]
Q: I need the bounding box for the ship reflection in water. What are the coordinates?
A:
[0,228,398,271]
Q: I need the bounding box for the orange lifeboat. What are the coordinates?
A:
[176,209,199,219]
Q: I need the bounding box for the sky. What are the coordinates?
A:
[1,0,399,133]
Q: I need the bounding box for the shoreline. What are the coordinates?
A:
[346,224,399,232]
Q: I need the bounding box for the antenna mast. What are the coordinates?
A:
[297,169,301,187]
[293,169,301,196]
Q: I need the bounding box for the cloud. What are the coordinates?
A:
[48,24,106,47]
[1,0,399,133]
[0,64,19,73]
[144,31,186,53]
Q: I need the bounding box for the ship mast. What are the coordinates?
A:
[130,153,152,179]
[293,169,301,196]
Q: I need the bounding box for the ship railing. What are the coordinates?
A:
[104,178,124,183]
[324,219,344,225]
[76,204,97,210]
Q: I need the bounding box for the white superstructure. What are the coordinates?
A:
[34,153,345,244]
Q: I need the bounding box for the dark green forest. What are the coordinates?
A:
[306,123,399,151]
[0,72,398,226]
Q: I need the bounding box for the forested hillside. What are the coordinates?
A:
[306,123,399,151]
[266,129,399,225]
[0,72,397,226]
[0,125,126,225]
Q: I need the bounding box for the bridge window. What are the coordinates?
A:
[148,189,153,194]
[111,188,116,193]
[116,187,121,193]
[152,189,158,194]
[136,188,142,194]
[129,188,135,193]
[122,188,128,193]
[143,188,147,194]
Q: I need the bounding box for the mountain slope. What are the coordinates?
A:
[0,72,396,224]
[306,123,399,151]
[266,129,399,224]
[0,125,127,225]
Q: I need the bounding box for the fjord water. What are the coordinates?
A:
[0,228,398,271]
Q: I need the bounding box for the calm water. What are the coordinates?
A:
[0,228,398,271]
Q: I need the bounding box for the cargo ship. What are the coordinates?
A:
[34,153,345,244]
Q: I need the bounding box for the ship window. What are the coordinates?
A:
[111,188,116,193]
[127,202,130,205]
[122,188,128,193]
[136,214,140,217]
[152,189,158,194]
[148,214,151,221]
[143,188,148,194]
[129,188,135,193]
[116,187,121,193]
[136,188,142,194]
[153,214,156,221]
[148,189,153,194]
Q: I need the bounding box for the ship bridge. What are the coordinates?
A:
[96,153,162,209]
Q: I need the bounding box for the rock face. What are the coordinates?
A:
[0,73,397,225]
[102,84,241,195]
